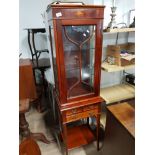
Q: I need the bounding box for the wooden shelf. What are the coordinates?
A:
[101,62,134,72]
[100,83,135,104]
[103,28,135,33]
[66,125,95,150]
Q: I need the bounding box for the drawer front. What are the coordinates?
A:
[66,104,98,116]
[83,104,98,111]
[66,108,98,123]
[66,107,83,116]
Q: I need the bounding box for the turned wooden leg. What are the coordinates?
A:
[62,123,68,155]
[87,117,89,126]
[19,113,30,137]
[96,114,100,151]
[19,112,51,144]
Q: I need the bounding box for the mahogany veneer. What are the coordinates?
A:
[65,125,95,150]
[47,3,105,155]
[102,102,135,155]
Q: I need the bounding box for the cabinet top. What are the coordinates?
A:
[47,4,105,11]
[47,4,105,20]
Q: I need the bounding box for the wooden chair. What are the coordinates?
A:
[26,28,51,105]
[19,59,51,143]
[19,99,51,144]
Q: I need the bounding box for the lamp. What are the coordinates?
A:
[107,0,117,29]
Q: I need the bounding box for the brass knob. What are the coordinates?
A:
[72,109,77,114]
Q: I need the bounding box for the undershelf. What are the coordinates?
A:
[100,83,135,104]
[65,124,95,150]
[101,62,135,72]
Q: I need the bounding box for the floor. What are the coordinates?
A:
[21,95,106,155]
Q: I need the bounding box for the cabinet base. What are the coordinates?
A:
[63,124,95,150]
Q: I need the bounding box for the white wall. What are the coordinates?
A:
[19,0,53,58]
[19,0,135,87]
[19,0,96,58]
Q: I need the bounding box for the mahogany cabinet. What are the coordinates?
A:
[46,3,105,155]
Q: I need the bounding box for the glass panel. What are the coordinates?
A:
[62,25,96,98]
[49,26,59,96]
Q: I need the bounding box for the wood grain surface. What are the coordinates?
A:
[107,102,135,137]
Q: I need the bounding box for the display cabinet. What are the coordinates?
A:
[47,3,105,155]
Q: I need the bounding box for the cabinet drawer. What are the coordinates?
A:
[83,104,98,111]
[66,107,83,116]
[66,109,98,123]
[66,104,98,116]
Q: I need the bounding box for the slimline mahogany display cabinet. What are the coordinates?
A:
[46,3,105,155]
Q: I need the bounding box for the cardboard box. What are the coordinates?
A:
[106,43,135,66]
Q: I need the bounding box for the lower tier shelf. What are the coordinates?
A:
[100,83,135,104]
[64,124,95,150]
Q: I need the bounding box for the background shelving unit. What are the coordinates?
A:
[100,28,135,104]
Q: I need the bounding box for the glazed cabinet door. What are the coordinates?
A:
[56,19,103,102]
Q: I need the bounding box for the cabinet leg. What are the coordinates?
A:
[62,123,68,155]
[87,117,89,126]
[96,114,100,151]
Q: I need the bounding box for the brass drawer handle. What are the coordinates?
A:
[72,109,77,114]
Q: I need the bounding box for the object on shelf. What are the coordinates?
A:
[106,43,135,66]
[128,9,135,27]
[121,54,135,66]
[125,74,135,86]
[116,22,127,28]
[107,6,117,29]
[107,56,116,65]
[129,17,135,28]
